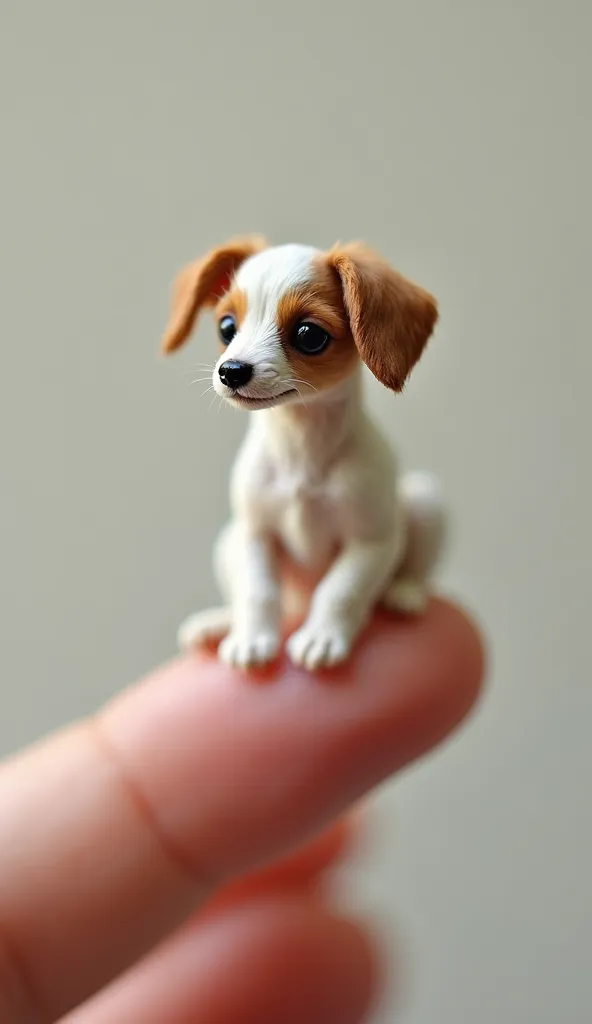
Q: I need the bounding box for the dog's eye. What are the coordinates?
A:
[218,315,237,344]
[291,321,330,356]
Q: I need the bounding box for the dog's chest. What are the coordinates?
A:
[263,469,338,569]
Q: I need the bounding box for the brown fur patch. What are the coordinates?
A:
[276,257,359,393]
[215,287,248,328]
[160,235,266,354]
[327,243,438,391]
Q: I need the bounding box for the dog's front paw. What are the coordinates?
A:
[218,628,280,669]
[287,620,353,670]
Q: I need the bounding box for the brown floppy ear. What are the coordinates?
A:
[160,235,267,354]
[328,243,438,391]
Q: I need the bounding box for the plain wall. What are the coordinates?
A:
[1,2,590,1021]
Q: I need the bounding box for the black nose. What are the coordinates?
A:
[218,360,253,390]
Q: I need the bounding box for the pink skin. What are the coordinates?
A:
[0,600,484,1024]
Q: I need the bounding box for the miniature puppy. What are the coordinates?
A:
[161,236,446,670]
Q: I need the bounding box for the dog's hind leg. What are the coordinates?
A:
[177,605,232,650]
[383,471,447,615]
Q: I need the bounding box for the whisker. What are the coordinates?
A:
[286,383,309,410]
[188,376,214,386]
[284,377,318,394]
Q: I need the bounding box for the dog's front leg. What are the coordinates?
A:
[286,537,398,670]
[218,525,281,669]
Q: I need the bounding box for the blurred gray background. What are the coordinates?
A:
[1,1,590,1021]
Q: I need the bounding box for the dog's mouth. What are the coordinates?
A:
[226,388,298,410]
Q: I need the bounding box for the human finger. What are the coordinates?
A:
[0,600,483,1020]
[65,894,377,1024]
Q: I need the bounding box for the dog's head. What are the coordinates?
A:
[161,236,438,410]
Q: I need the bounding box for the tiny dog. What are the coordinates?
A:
[161,236,446,670]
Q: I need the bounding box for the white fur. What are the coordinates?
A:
[180,245,446,670]
[235,243,318,309]
[213,245,319,405]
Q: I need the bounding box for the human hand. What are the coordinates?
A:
[0,601,483,1023]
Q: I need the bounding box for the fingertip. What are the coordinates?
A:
[368,595,486,721]
[420,596,487,719]
[295,596,486,788]
[310,907,379,1024]
[199,896,379,1024]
